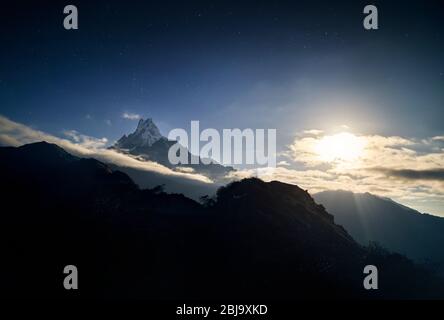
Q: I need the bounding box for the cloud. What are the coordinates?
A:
[105,119,112,126]
[122,112,141,120]
[374,168,444,181]
[303,129,324,136]
[277,160,290,166]
[0,115,212,184]
[432,136,444,141]
[227,129,444,215]
[174,166,196,173]
[63,130,108,149]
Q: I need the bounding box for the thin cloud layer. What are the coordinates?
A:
[0,116,212,184]
[374,168,444,181]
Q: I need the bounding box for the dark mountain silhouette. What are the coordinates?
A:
[314,190,444,274]
[1,142,443,299]
[111,118,234,181]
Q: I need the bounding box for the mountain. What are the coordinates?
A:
[114,118,163,149]
[111,118,234,181]
[1,142,206,298]
[0,141,138,201]
[314,190,444,274]
[2,142,443,299]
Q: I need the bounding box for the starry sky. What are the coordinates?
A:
[1,0,444,214]
[1,0,443,140]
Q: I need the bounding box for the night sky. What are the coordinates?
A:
[1,0,443,141]
[1,0,444,214]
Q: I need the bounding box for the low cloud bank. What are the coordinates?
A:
[0,115,212,184]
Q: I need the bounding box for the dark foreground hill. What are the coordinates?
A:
[1,142,443,299]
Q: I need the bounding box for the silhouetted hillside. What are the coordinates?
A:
[1,142,443,299]
[314,190,444,274]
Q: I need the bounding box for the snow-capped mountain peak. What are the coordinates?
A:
[114,118,163,149]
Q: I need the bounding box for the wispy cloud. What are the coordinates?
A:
[122,112,141,120]
[0,115,212,184]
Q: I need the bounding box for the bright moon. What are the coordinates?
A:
[314,132,366,162]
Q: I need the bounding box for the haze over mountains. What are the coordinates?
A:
[314,190,444,274]
[2,141,443,299]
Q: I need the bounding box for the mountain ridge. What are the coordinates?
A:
[2,141,443,299]
[314,190,444,274]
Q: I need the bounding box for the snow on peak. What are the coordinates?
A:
[115,117,163,149]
